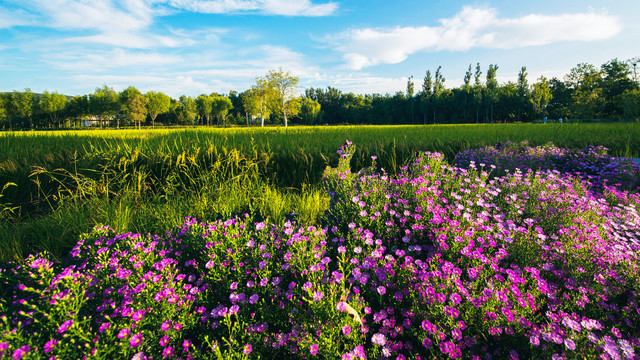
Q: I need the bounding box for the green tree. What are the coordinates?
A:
[485,64,499,123]
[175,95,197,125]
[432,66,445,124]
[621,89,640,120]
[299,97,322,125]
[145,91,171,128]
[531,76,553,120]
[516,67,529,121]
[195,94,214,126]
[39,90,67,128]
[0,93,14,130]
[473,63,483,123]
[420,70,432,125]
[120,86,148,129]
[91,85,119,128]
[65,95,90,127]
[566,63,602,119]
[246,77,273,127]
[265,67,300,127]
[601,58,635,119]
[548,78,572,120]
[211,94,233,127]
[406,76,415,123]
[12,89,35,129]
[462,64,473,121]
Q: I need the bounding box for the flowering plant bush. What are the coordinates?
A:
[1,140,639,359]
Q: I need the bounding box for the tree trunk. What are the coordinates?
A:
[261,116,264,127]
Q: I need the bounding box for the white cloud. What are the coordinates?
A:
[328,6,622,70]
[48,49,184,72]
[0,5,34,28]
[168,0,337,16]
[308,73,406,95]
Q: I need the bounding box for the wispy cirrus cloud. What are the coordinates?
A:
[167,0,338,16]
[326,6,622,70]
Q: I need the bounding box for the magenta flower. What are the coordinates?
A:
[310,344,319,355]
[118,328,131,339]
[159,335,170,347]
[12,345,30,360]
[132,309,146,322]
[44,339,58,353]
[162,346,174,358]
[243,344,252,354]
[342,324,352,336]
[183,339,192,352]
[377,286,386,295]
[161,320,172,331]
[249,294,259,304]
[57,319,74,334]
[130,333,144,348]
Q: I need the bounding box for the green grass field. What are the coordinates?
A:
[1,123,639,262]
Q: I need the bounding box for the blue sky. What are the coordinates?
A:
[1,0,638,97]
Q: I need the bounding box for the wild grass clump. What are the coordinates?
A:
[1,140,638,359]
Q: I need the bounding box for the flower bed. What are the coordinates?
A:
[1,141,639,359]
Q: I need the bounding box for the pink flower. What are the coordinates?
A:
[118,328,131,339]
[57,319,74,334]
[342,325,352,336]
[310,344,319,355]
[130,333,144,348]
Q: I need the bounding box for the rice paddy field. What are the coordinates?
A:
[1,123,640,359]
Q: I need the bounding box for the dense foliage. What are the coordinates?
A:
[1,58,639,129]
[1,141,638,359]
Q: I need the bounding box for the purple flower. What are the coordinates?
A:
[132,351,147,360]
[12,345,30,360]
[310,344,319,355]
[132,309,146,322]
[161,320,172,331]
[611,327,622,338]
[44,339,58,353]
[183,339,192,352]
[564,338,576,351]
[229,305,240,315]
[162,346,174,358]
[57,319,74,334]
[118,328,131,339]
[342,324,352,336]
[377,286,386,295]
[160,335,170,347]
[530,336,540,346]
[243,344,252,354]
[99,322,111,333]
[372,333,386,346]
[130,333,144,348]
[249,294,259,304]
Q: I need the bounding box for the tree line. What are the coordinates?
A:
[1,58,639,130]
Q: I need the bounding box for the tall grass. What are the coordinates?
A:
[0,123,638,261]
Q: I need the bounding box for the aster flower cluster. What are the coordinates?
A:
[0,140,639,359]
[454,141,640,192]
